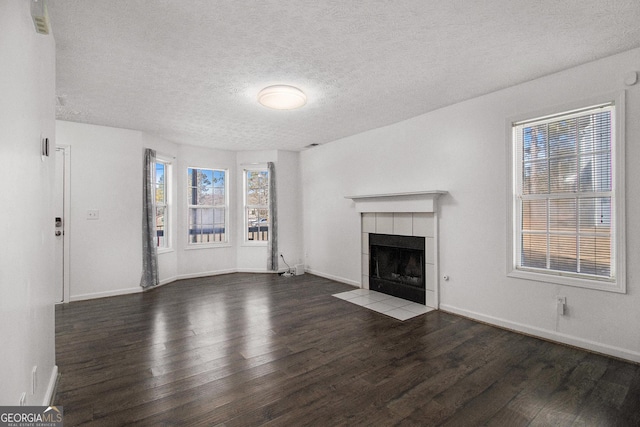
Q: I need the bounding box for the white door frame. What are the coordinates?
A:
[56,145,71,303]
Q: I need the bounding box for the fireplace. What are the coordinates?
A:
[346,190,447,309]
[369,233,425,304]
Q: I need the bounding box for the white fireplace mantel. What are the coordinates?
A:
[345,190,447,213]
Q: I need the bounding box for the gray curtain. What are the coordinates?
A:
[267,162,278,271]
[141,148,159,289]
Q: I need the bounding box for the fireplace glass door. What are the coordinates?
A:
[369,233,425,304]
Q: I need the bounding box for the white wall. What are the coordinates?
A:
[56,121,238,294]
[56,122,144,299]
[55,122,305,296]
[235,150,303,272]
[301,48,640,362]
[275,150,304,269]
[56,122,182,299]
[0,0,57,405]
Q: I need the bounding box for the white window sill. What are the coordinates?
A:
[508,268,625,293]
[157,248,174,255]
[185,243,232,250]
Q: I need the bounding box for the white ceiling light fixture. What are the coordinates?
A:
[258,85,307,110]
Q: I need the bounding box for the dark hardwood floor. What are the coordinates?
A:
[54,273,640,426]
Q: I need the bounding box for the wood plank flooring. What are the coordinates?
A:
[54,273,640,426]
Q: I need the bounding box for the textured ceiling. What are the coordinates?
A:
[49,1,640,151]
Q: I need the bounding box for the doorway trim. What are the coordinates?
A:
[56,145,71,303]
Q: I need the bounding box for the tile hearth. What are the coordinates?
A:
[333,289,434,321]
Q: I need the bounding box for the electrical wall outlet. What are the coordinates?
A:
[87,209,99,220]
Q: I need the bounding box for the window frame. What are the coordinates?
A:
[506,92,626,293]
[155,158,172,252]
[243,167,270,245]
[186,166,229,247]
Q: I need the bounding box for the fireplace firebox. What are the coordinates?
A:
[369,233,425,304]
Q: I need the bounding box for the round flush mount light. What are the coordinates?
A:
[257,85,307,110]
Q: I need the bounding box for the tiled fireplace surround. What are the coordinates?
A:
[346,191,446,310]
[361,212,436,307]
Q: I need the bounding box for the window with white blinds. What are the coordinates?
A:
[510,98,625,292]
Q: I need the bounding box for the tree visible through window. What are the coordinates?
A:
[188,168,227,244]
[513,103,616,282]
[155,161,169,248]
[245,170,269,241]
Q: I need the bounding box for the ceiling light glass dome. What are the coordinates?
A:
[258,85,307,110]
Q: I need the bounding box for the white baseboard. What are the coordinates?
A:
[440,304,640,364]
[67,269,254,302]
[43,365,58,405]
[158,275,178,286]
[66,269,359,303]
[236,268,279,274]
[178,268,283,278]
[305,268,361,288]
[70,286,141,302]
[69,277,179,301]
[176,268,237,280]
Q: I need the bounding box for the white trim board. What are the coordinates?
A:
[158,276,178,287]
[70,286,141,302]
[440,304,640,364]
[67,269,356,302]
[305,268,360,288]
[68,269,258,302]
[175,268,238,281]
[43,365,58,406]
[235,268,281,274]
[345,191,447,213]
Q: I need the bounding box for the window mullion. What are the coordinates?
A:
[576,196,581,274]
[574,114,581,273]
[546,198,551,270]
[545,122,550,270]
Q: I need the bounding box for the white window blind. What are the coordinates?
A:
[513,103,615,281]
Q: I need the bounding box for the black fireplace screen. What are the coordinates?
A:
[369,233,425,303]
